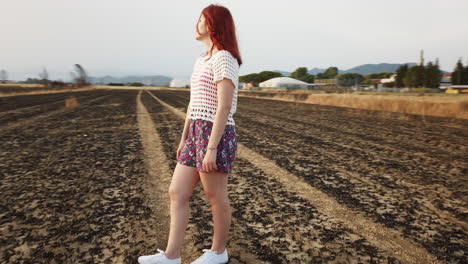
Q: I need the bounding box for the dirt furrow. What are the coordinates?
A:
[136,90,202,261]
[1,90,161,263]
[235,94,468,139]
[230,108,466,264]
[237,105,466,162]
[149,89,467,264]
[233,111,467,217]
[146,91,442,263]
[0,91,105,125]
[0,93,112,135]
[136,90,172,252]
[141,91,268,263]
[160,89,468,145]
[156,90,466,161]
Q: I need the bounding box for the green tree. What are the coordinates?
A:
[290,67,315,83]
[362,79,375,85]
[239,73,260,86]
[451,58,468,85]
[317,67,338,79]
[301,75,315,83]
[404,65,425,88]
[258,71,283,82]
[367,72,393,79]
[423,61,442,88]
[240,71,283,87]
[395,64,409,87]
[290,67,308,79]
[451,59,464,85]
[464,62,468,84]
[129,82,144,87]
[337,73,364,87]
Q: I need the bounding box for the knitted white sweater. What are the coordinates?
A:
[188,50,239,126]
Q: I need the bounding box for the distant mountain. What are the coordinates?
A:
[307,68,326,75]
[343,63,418,75]
[273,70,291,76]
[88,75,172,86]
[272,62,424,77]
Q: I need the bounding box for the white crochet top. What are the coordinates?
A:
[188,49,239,126]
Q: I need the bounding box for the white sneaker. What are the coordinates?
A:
[190,248,229,264]
[138,248,182,264]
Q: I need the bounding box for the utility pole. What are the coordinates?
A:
[419,49,424,66]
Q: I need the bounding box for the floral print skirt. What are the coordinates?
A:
[177,118,238,173]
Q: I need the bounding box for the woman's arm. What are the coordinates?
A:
[208,79,235,148]
[202,51,238,172]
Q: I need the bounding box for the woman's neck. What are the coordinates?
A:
[205,44,220,57]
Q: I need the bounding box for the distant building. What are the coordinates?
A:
[380,74,396,84]
[169,77,191,88]
[445,85,468,94]
[440,73,451,89]
[379,74,397,88]
[240,82,252,89]
[241,81,254,89]
[259,77,310,90]
[314,78,337,90]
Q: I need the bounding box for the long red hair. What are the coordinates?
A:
[196,4,243,66]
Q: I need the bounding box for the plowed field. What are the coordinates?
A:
[1,89,466,263]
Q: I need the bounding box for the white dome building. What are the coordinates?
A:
[169,77,191,88]
[259,77,310,90]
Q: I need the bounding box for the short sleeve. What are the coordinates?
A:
[212,51,239,85]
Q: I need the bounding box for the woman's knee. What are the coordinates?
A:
[204,190,229,205]
[168,187,192,202]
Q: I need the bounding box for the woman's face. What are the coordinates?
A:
[196,14,208,40]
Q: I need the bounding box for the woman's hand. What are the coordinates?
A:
[202,149,218,172]
[176,141,185,160]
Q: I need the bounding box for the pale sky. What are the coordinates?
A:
[1,0,467,81]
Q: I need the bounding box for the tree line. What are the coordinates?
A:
[0,64,90,88]
[450,59,468,85]
[394,60,442,88]
[240,58,467,88]
[239,66,340,87]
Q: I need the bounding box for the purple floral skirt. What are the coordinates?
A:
[177,119,238,173]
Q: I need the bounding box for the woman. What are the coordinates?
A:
[138,4,242,264]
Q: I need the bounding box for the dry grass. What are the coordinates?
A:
[0,84,98,97]
[0,83,43,88]
[0,84,186,97]
[93,85,177,90]
[4,83,465,119]
[304,93,468,119]
[239,90,468,119]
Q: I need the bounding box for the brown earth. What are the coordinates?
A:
[0,89,466,263]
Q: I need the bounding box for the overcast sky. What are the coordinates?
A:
[1,0,467,81]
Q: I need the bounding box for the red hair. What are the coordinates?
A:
[196,4,243,66]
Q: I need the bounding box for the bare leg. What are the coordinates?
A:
[164,163,200,259]
[199,171,231,254]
